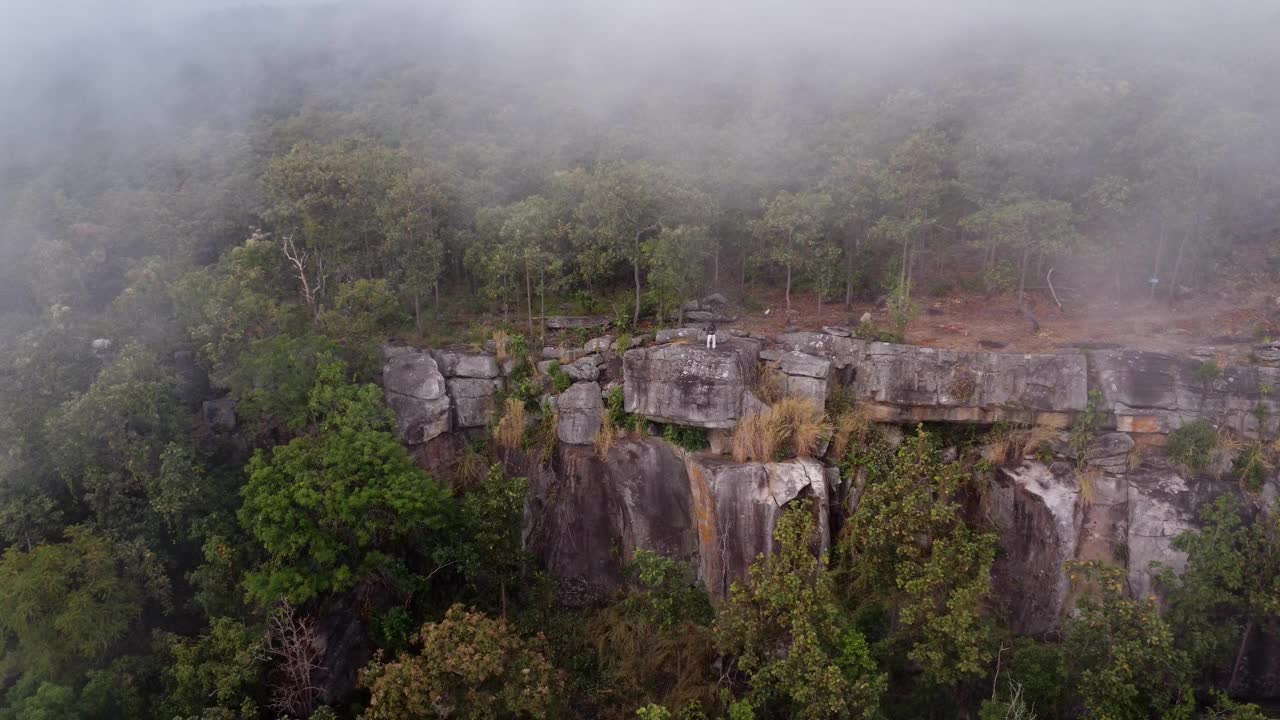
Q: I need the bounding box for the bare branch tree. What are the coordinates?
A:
[279,232,325,319]
[266,600,325,718]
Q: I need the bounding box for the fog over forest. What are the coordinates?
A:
[3,2,1280,719]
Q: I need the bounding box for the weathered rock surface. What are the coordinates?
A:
[777,331,866,369]
[624,343,758,428]
[583,335,614,353]
[685,456,829,599]
[382,348,451,443]
[432,349,499,379]
[854,343,1088,424]
[521,439,696,606]
[1094,349,1280,438]
[557,381,604,445]
[988,462,1080,634]
[655,326,706,344]
[1125,463,1235,600]
[777,351,833,404]
[447,378,502,428]
[563,356,601,382]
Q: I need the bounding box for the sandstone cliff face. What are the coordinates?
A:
[384,331,1279,637]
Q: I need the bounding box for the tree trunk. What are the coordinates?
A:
[525,259,534,334]
[713,244,720,288]
[1017,245,1031,304]
[633,246,642,327]
[1167,227,1189,307]
[539,266,546,341]
[413,291,422,334]
[1229,619,1254,695]
[785,262,792,316]
[434,281,440,308]
[1150,214,1167,301]
[845,237,855,309]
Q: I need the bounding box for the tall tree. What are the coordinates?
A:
[567,161,706,326]
[750,191,832,316]
[643,224,711,325]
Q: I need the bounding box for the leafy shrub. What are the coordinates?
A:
[548,361,573,394]
[1070,388,1105,459]
[359,604,563,720]
[1195,360,1223,384]
[1234,441,1270,491]
[661,424,709,451]
[319,278,407,339]
[1166,420,1216,473]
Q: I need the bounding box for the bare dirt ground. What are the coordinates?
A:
[733,282,1279,361]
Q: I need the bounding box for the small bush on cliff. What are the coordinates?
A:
[1063,560,1193,720]
[359,604,563,720]
[839,428,998,688]
[1167,419,1216,473]
[716,501,886,720]
[586,551,718,717]
[661,423,709,452]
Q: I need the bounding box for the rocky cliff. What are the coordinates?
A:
[381,327,1278,639]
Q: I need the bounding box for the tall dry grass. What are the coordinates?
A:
[730,395,831,462]
[594,417,618,460]
[828,405,873,460]
[754,364,787,405]
[494,397,526,449]
[492,329,511,361]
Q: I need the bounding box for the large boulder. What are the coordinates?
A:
[778,351,833,404]
[987,461,1081,634]
[432,349,499,379]
[685,456,829,600]
[854,343,1089,425]
[1093,349,1280,438]
[563,356,601,382]
[382,348,451,443]
[777,332,867,369]
[447,377,502,428]
[623,342,759,428]
[557,381,604,445]
[520,439,697,606]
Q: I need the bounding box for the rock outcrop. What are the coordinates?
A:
[382,348,452,444]
[624,342,760,428]
[685,455,829,600]
[381,329,1280,666]
[1095,349,1280,438]
[521,439,697,606]
[557,381,604,445]
[987,461,1080,635]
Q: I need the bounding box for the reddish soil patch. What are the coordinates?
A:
[730,283,1278,359]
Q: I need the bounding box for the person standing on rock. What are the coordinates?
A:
[705,322,717,350]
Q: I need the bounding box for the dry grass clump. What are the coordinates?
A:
[1077,466,1101,507]
[754,364,787,405]
[732,410,780,463]
[492,329,511,361]
[981,421,1063,466]
[828,405,873,460]
[731,396,831,463]
[452,443,490,491]
[494,397,527,449]
[594,417,618,460]
[1020,421,1062,458]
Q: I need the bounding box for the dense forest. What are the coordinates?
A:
[3,1,1280,718]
